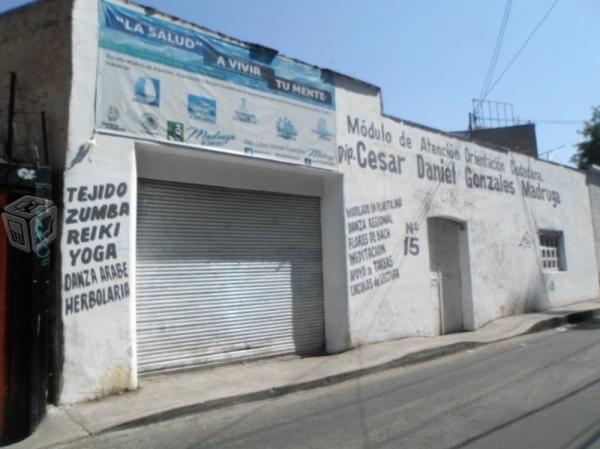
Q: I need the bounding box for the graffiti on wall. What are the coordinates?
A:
[62,183,130,316]
[1,196,57,265]
[518,231,534,249]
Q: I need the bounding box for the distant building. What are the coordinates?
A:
[454,123,539,158]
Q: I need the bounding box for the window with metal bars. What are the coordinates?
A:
[539,232,565,271]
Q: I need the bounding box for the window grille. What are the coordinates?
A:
[539,233,564,271]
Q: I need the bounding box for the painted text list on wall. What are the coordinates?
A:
[63,183,130,316]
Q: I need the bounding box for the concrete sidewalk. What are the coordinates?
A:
[11,298,600,449]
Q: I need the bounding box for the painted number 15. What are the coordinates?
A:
[404,236,420,256]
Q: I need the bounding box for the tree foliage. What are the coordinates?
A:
[572,106,600,169]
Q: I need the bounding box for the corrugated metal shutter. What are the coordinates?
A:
[136,179,324,373]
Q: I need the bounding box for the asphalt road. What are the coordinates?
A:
[59,317,600,449]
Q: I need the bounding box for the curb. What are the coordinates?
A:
[99,306,600,434]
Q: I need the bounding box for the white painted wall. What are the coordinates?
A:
[588,166,600,277]
[60,134,136,404]
[60,0,351,404]
[335,80,599,346]
[59,0,139,404]
[57,0,598,405]
[61,132,350,403]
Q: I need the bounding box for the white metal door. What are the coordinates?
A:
[136,179,324,373]
[428,218,464,334]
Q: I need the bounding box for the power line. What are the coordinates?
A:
[482,0,561,100]
[529,119,584,125]
[479,0,512,97]
[539,143,577,158]
[539,144,566,157]
[477,0,512,113]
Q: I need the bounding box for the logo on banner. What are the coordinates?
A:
[276,117,297,140]
[167,121,184,142]
[312,118,334,141]
[186,127,236,147]
[107,105,120,122]
[188,95,217,123]
[134,77,160,106]
[102,105,125,131]
[140,113,159,135]
[140,112,158,136]
[233,98,257,124]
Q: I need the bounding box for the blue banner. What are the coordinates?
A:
[99,1,335,109]
[96,0,337,170]
[103,5,207,57]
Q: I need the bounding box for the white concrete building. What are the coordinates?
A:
[1,0,598,408]
[588,165,600,277]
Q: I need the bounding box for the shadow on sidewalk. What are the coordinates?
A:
[570,317,600,331]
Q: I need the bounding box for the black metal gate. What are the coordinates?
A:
[0,162,55,445]
[0,70,58,445]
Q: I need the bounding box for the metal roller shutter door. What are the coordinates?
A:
[136,179,325,373]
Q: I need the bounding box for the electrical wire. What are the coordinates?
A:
[477,0,512,115]
[529,119,584,125]
[539,143,577,158]
[482,0,561,100]
[480,0,512,97]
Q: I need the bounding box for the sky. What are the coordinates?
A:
[2,0,598,167]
